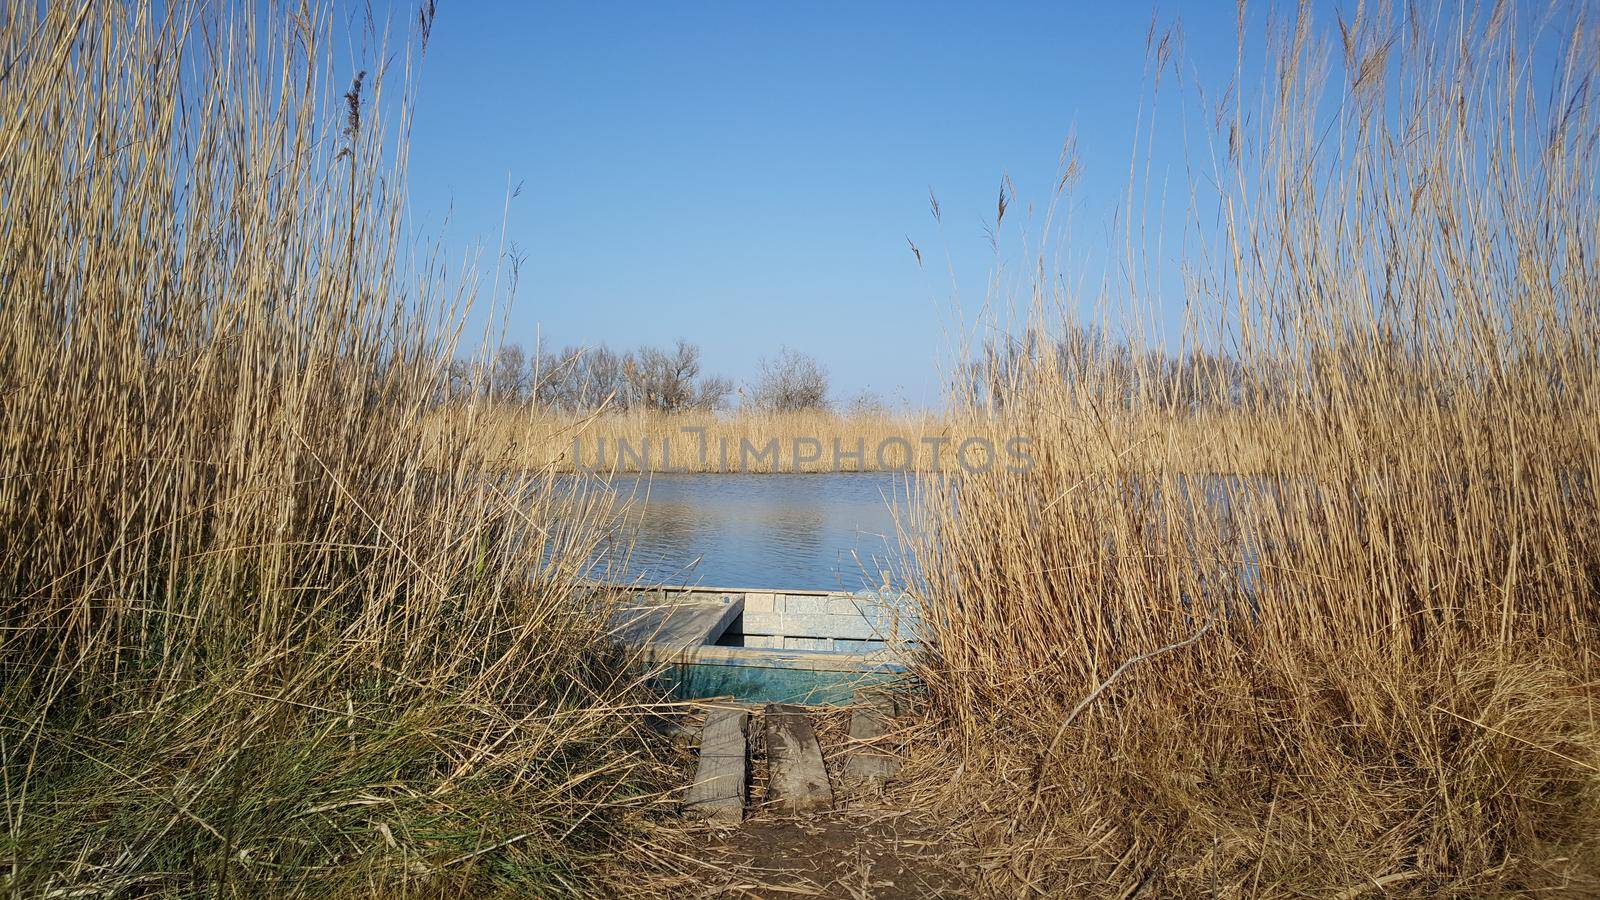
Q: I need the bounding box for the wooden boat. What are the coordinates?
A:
[608,585,914,705]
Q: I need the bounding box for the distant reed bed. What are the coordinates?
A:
[907,4,1600,896]
[430,408,962,473]
[426,405,1380,475]
[0,3,664,895]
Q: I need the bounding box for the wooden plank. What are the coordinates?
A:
[612,593,743,651]
[762,703,833,814]
[697,706,748,759]
[842,692,899,793]
[684,708,748,825]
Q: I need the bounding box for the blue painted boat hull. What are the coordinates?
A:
[644,645,907,705]
[609,584,915,705]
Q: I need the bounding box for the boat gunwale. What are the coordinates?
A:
[584,580,912,600]
[637,642,909,673]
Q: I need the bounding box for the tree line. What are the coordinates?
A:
[446,340,837,414]
[960,322,1539,415]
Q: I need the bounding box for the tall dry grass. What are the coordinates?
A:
[909,4,1600,896]
[0,3,665,895]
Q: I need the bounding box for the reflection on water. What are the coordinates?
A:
[584,473,914,591]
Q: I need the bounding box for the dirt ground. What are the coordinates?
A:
[691,809,972,899]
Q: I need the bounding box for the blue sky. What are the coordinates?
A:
[393,2,1253,406]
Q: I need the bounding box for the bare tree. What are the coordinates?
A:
[531,344,581,410]
[749,347,830,412]
[693,375,735,411]
[575,344,634,411]
[628,339,706,413]
[489,344,529,403]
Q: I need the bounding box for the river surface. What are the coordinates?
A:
[583,473,916,591]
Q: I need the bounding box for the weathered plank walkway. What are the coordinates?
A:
[683,692,900,825]
[763,703,834,813]
[842,693,900,793]
[684,707,749,825]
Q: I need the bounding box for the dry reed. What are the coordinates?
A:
[906,4,1600,896]
[0,3,667,896]
[433,404,1503,477]
[432,408,961,474]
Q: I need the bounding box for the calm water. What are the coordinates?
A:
[572,472,1275,595]
[585,473,916,591]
